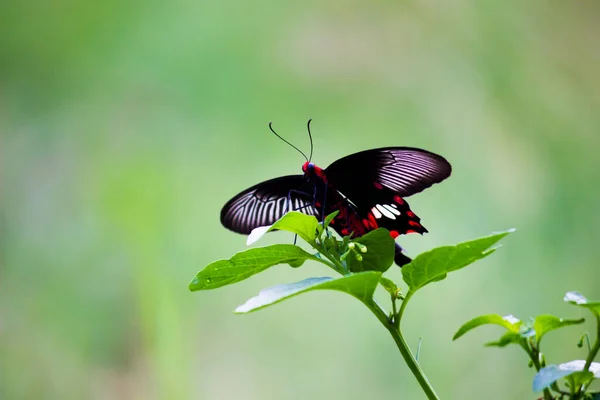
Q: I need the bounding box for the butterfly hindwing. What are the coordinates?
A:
[323,148,449,238]
[220,175,319,234]
[359,186,428,237]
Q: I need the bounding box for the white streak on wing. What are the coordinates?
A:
[371,207,382,219]
[376,204,396,220]
[383,204,401,216]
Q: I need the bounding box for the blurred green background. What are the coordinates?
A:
[2,1,599,399]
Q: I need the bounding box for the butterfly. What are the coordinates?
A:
[220,121,452,266]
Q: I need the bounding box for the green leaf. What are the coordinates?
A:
[379,277,399,297]
[322,210,339,230]
[485,331,524,347]
[246,211,321,246]
[235,271,382,313]
[189,244,325,291]
[533,360,600,392]
[533,314,585,344]
[402,229,514,291]
[346,228,395,273]
[564,291,600,317]
[453,314,521,341]
[565,371,595,392]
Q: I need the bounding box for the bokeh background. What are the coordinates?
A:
[2,1,600,399]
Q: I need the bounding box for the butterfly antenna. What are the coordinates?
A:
[269,122,309,162]
[307,118,314,162]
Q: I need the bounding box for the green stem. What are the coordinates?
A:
[574,313,600,398]
[391,296,399,327]
[583,314,600,371]
[367,301,440,400]
[315,242,347,275]
[315,236,438,398]
[397,289,414,322]
[521,341,553,400]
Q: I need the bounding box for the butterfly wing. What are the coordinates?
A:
[220,175,319,234]
[325,147,451,236]
[325,147,451,200]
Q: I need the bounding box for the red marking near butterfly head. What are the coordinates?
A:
[373,182,383,190]
[302,162,327,181]
[390,230,400,239]
[393,195,404,205]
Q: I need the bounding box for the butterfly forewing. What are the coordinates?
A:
[324,147,451,207]
[220,175,319,234]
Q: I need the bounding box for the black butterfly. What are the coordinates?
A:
[220,121,452,266]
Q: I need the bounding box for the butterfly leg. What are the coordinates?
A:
[290,185,330,238]
[285,188,317,245]
[319,184,330,238]
[285,189,316,213]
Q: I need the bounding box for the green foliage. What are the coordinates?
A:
[345,228,395,273]
[533,315,585,345]
[533,361,600,393]
[246,211,321,246]
[565,291,600,317]
[234,271,381,313]
[189,244,326,291]
[191,211,514,400]
[379,276,401,298]
[453,314,521,340]
[402,230,513,291]
[456,291,600,399]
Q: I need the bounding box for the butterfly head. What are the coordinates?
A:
[302,161,326,180]
[302,161,314,174]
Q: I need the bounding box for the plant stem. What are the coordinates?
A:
[521,342,553,400]
[316,243,347,275]
[317,233,439,398]
[574,313,600,398]
[367,301,440,400]
[391,296,399,326]
[397,289,414,322]
[583,314,600,371]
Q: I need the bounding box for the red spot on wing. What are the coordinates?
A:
[406,211,415,218]
[406,229,417,234]
[373,182,383,190]
[362,219,369,228]
[368,213,379,229]
[315,201,321,207]
[389,230,399,239]
[341,228,350,235]
[393,195,404,205]
[408,221,422,227]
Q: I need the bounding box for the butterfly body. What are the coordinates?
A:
[221,147,451,267]
[301,161,362,235]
